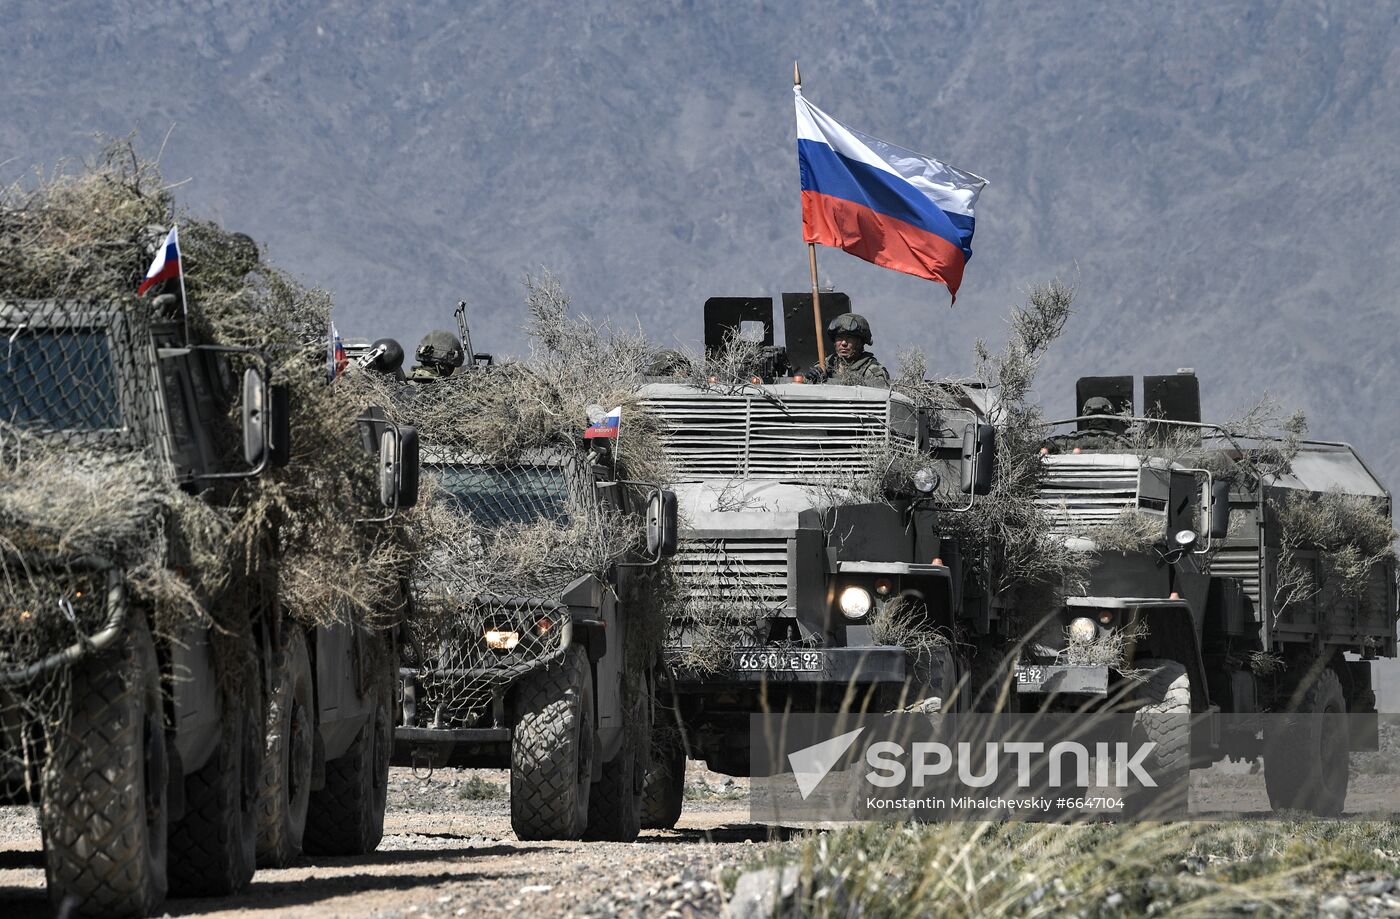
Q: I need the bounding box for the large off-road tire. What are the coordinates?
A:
[1264,667,1349,817]
[640,732,685,831]
[303,655,393,856]
[1124,659,1192,818]
[510,645,595,841]
[584,687,646,842]
[41,617,168,918]
[168,652,262,897]
[256,626,314,867]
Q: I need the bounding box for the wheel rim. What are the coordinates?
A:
[575,679,595,825]
[288,698,313,808]
[241,705,260,813]
[142,693,167,848]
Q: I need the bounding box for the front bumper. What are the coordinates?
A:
[1014,663,1110,696]
[662,644,907,689]
[0,560,126,685]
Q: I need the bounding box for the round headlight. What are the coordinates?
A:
[1067,616,1098,643]
[1173,529,1198,548]
[838,586,873,619]
[912,467,939,494]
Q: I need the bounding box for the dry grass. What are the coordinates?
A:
[1082,509,1163,554]
[1060,617,1149,669]
[1273,488,1396,615]
[0,139,411,659]
[939,280,1090,634]
[756,818,1400,918]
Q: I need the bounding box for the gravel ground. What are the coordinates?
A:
[0,764,775,919]
[5,764,1398,916]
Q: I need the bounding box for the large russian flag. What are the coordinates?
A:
[137,225,182,296]
[796,89,987,301]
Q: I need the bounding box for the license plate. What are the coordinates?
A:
[1015,665,1047,691]
[732,650,824,672]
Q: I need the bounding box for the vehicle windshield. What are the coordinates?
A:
[0,328,122,431]
[431,464,572,527]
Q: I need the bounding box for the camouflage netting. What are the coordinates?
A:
[948,280,1395,658]
[0,141,410,791]
[344,272,682,723]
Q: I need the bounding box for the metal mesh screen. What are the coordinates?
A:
[0,298,161,795]
[405,592,564,728]
[400,453,612,730]
[0,327,122,430]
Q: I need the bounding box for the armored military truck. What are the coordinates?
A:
[383,352,678,842]
[0,294,418,915]
[637,295,994,828]
[1013,371,1396,816]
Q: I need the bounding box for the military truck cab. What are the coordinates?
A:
[1013,372,1396,816]
[0,296,416,914]
[637,295,994,827]
[393,443,677,842]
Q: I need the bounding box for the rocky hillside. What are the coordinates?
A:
[5,3,1399,503]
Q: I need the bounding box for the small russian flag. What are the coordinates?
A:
[137,226,182,297]
[327,315,347,381]
[584,406,622,439]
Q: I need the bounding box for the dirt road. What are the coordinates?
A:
[0,767,777,918]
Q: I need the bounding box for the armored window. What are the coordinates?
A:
[431,464,572,527]
[0,327,121,431]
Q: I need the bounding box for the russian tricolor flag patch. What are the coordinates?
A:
[584,406,622,440]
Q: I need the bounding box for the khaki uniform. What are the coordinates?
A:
[809,352,890,387]
[408,365,452,383]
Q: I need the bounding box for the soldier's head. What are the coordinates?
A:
[646,348,692,378]
[414,330,465,377]
[827,313,872,361]
[1081,395,1115,419]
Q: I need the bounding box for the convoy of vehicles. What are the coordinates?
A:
[0,237,1394,915]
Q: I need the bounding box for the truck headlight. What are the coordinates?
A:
[838,586,873,619]
[1067,616,1097,643]
[912,467,939,494]
[484,629,520,650]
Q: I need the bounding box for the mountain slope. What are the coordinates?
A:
[4,1,1400,483]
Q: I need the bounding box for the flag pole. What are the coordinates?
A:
[174,224,191,344]
[795,60,827,370]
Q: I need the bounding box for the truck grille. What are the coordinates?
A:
[665,537,791,649]
[672,537,790,607]
[643,391,916,481]
[1036,456,1153,532]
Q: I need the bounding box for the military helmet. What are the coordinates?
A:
[415,330,465,369]
[1082,395,1115,417]
[827,312,872,344]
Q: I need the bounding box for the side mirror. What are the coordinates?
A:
[960,423,995,495]
[379,425,420,509]
[268,383,291,468]
[242,368,267,466]
[645,489,679,558]
[1207,479,1231,540]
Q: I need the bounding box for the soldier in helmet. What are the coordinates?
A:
[409,330,465,382]
[807,313,890,387]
